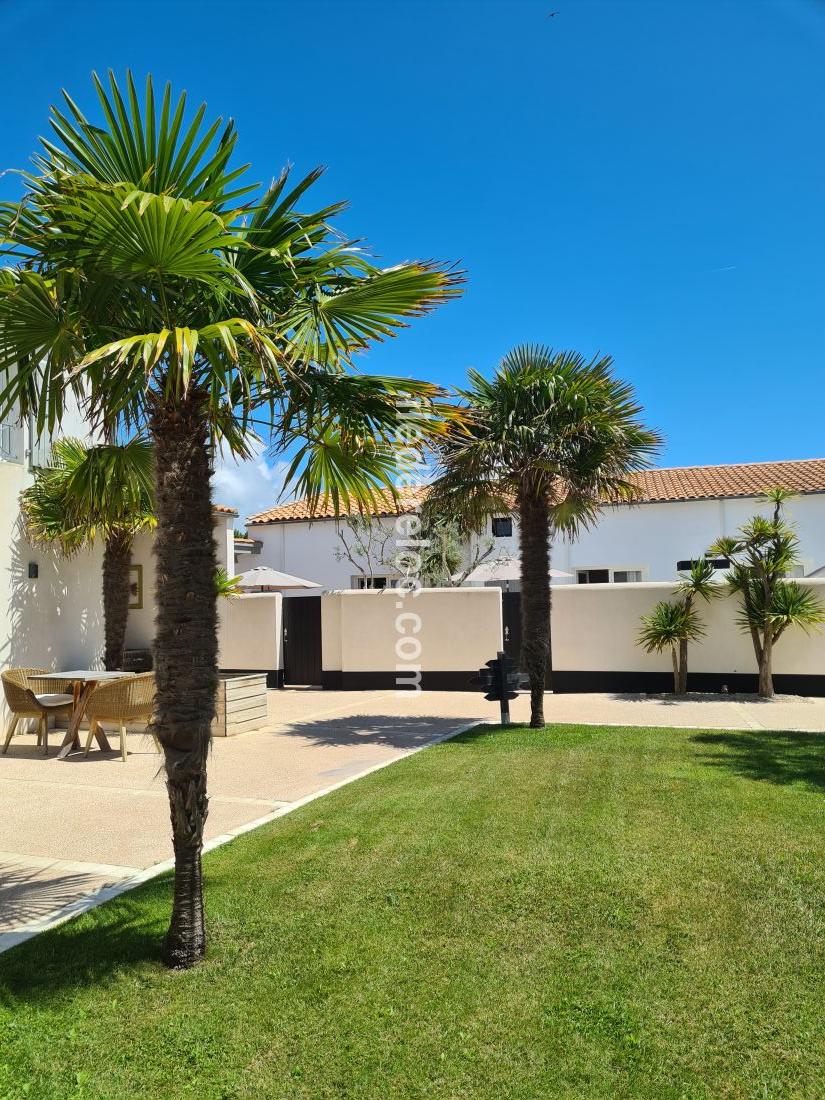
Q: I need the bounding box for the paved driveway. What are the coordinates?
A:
[1,688,823,949]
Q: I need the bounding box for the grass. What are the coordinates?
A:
[1,722,823,1099]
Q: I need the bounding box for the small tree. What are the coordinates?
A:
[20,437,154,670]
[333,513,398,584]
[638,600,705,693]
[673,557,722,693]
[418,515,495,586]
[709,489,825,697]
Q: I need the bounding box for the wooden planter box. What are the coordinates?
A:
[212,673,268,737]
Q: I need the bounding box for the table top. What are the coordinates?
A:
[47,670,135,682]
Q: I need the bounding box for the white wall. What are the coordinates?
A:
[125,514,237,651]
[551,578,825,677]
[0,409,106,673]
[321,587,502,675]
[218,592,282,672]
[251,493,825,593]
[251,516,404,593]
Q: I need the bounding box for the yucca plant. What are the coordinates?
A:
[709,489,825,697]
[20,436,154,671]
[671,557,723,693]
[0,72,461,967]
[638,600,706,693]
[427,346,661,726]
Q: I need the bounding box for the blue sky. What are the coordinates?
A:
[1,0,823,517]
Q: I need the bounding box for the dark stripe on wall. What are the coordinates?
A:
[322,670,479,691]
[551,670,825,697]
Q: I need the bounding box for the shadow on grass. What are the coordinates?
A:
[690,728,825,791]
[0,877,168,1002]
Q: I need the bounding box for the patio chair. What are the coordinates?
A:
[83,673,160,762]
[1,668,75,757]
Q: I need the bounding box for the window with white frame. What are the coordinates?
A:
[351,575,398,589]
[577,567,644,584]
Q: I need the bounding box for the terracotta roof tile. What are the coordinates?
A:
[212,502,238,516]
[246,459,825,524]
[247,485,430,525]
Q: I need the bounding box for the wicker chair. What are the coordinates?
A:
[83,672,159,762]
[1,668,75,757]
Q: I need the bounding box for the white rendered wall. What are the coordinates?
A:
[218,592,282,671]
[125,515,237,651]
[251,517,405,593]
[321,587,502,674]
[0,406,106,673]
[551,579,825,677]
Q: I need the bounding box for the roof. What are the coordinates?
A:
[212,502,238,516]
[245,458,825,524]
[629,459,825,503]
[248,485,430,525]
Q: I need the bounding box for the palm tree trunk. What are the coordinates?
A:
[102,530,132,671]
[150,389,217,970]
[677,637,688,695]
[671,644,680,694]
[758,630,774,698]
[518,489,550,728]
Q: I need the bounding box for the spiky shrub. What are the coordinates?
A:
[427,346,661,726]
[638,599,706,694]
[709,490,825,697]
[0,72,461,967]
[20,436,154,670]
[671,557,723,693]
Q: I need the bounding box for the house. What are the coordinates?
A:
[0,401,240,670]
[242,459,825,591]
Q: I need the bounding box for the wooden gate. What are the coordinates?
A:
[282,596,322,685]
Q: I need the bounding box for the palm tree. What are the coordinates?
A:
[428,346,661,726]
[673,557,721,693]
[0,72,461,968]
[20,436,154,671]
[638,600,705,694]
[709,490,825,697]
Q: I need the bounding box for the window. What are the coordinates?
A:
[782,564,805,579]
[352,575,395,589]
[492,517,513,538]
[577,567,644,584]
[676,558,729,572]
[0,417,23,464]
[577,569,610,584]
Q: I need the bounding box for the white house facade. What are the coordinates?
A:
[243,459,825,591]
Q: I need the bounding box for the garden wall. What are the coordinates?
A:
[550,578,825,694]
[321,587,502,690]
[217,592,283,687]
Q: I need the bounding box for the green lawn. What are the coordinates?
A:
[1,722,823,1099]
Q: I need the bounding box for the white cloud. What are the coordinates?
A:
[211,440,291,527]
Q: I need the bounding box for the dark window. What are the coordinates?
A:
[492,517,513,538]
[577,569,610,584]
[677,558,730,572]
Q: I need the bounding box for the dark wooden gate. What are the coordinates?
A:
[283,596,322,685]
[501,591,552,688]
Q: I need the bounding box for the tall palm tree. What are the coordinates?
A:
[21,436,155,671]
[0,72,461,968]
[428,346,661,726]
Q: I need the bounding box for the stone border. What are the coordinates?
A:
[0,719,488,955]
